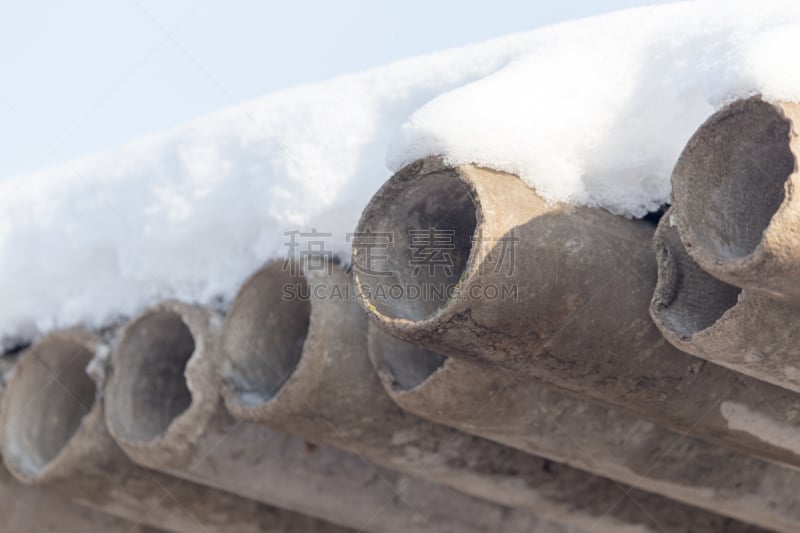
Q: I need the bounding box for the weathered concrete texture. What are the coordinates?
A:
[671,96,800,304]
[0,463,163,533]
[369,324,800,533]
[0,329,355,533]
[353,157,800,471]
[104,300,562,533]
[0,354,16,392]
[218,259,768,533]
[652,212,800,394]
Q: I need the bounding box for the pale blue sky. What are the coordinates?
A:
[0,0,670,180]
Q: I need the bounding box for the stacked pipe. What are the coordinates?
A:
[2,95,799,533]
[351,123,800,530]
[211,258,765,532]
[366,324,800,532]
[101,300,568,533]
[0,329,356,533]
[352,156,800,474]
[651,97,800,396]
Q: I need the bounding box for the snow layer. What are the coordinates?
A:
[2,0,800,345]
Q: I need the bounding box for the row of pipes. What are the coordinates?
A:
[0,95,797,532]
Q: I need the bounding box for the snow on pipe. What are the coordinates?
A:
[0,329,353,533]
[368,324,800,533]
[651,211,800,394]
[0,463,163,533]
[671,96,800,303]
[103,300,557,533]
[353,157,800,470]
[216,258,767,533]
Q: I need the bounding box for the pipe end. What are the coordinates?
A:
[219,260,311,417]
[651,215,741,344]
[353,158,479,328]
[104,301,218,465]
[672,97,797,288]
[0,330,100,483]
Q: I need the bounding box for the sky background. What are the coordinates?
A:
[0,0,671,181]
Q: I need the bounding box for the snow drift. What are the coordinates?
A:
[2,0,800,346]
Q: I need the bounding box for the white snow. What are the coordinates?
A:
[390,0,800,214]
[720,401,800,456]
[2,0,800,346]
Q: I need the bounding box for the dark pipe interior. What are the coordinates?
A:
[357,170,477,321]
[107,311,194,442]
[368,328,445,391]
[221,262,311,406]
[677,99,792,260]
[653,223,742,338]
[3,339,96,475]
[642,203,669,226]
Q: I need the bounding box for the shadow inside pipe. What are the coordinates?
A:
[355,168,477,321]
[2,338,95,476]
[677,98,793,260]
[221,261,311,407]
[368,327,445,392]
[653,223,741,338]
[107,311,194,443]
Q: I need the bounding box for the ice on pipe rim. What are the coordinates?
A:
[4,0,800,345]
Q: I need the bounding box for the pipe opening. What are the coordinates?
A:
[357,169,477,321]
[677,99,793,260]
[221,262,311,407]
[653,223,742,338]
[107,311,194,443]
[368,328,445,392]
[2,339,95,475]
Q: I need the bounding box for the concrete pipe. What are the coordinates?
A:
[353,156,800,470]
[671,97,800,303]
[1,356,161,533]
[218,258,767,533]
[652,211,800,394]
[369,324,800,533]
[0,463,163,533]
[0,329,355,533]
[104,300,562,533]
